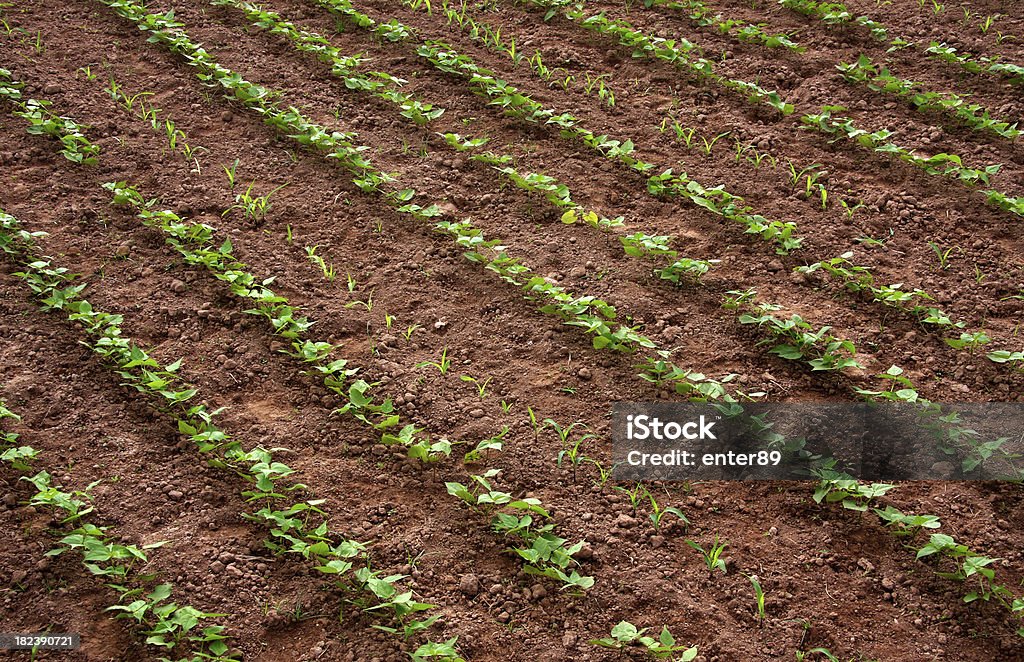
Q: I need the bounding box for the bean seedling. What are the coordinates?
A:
[590,621,697,660]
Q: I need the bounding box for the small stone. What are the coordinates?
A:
[170,279,187,293]
[614,514,636,528]
[530,583,547,600]
[573,543,594,560]
[114,243,131,258]
[459,573,480,597]
[651,535,666,548]
[577,367,592,381]
[221,111,233,122]
[168,490,184,501]
[210,561,225,573]
[469,408,485,418]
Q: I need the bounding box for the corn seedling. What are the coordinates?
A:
[304,245,337,281]
[928,241,958,270]
[415,347,451,374]
[460,374,492,398]
[747,574,766,623]
[545,418,596,483]
[223,159,239,189]
[613,482,647,516]
[685,535,728,574]
[839,199,864,218]
[644,486,688,532]
[223,181,286,224]
[700,131,730,155]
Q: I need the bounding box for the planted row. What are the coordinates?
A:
[98,0,724,394]
[802,107,1024,218]
[214,0,713,282]
[0,205,450,653]
[642,0,803,51]
[780,0,1024,85]
[0,67,100,164]
[836,55,1021,141]
[511,0,796,114]
[798,251,1024,368]
[813,473,1024,636]
[105,172,596,592]
[331,0,804,254]
[0,400,237,659]
[501,0,1024,223]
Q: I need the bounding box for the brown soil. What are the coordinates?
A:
[1,0,1023,660]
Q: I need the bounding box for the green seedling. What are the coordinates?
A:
[410,638,465,662]
[590,621,697,660]
[223,159,239,188]
[304,245,336,282]
[613,482,646,516]
[812,471,895,511]
[460,374,492,399]
[747,574,766,623]
[839,199,864,218]
[944,331,990,351]
[527,406,542,440]
[700,131,730,155]
[787,161,822,187]
[645,487,688,532]
[223,181,286,224]
[583,458,613,488]
[545,418,596,483]
[463,427,509,463]
[928,241,959,270]
[415,348,451,375]
[344,292,374,312]
[685,536,728,574]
